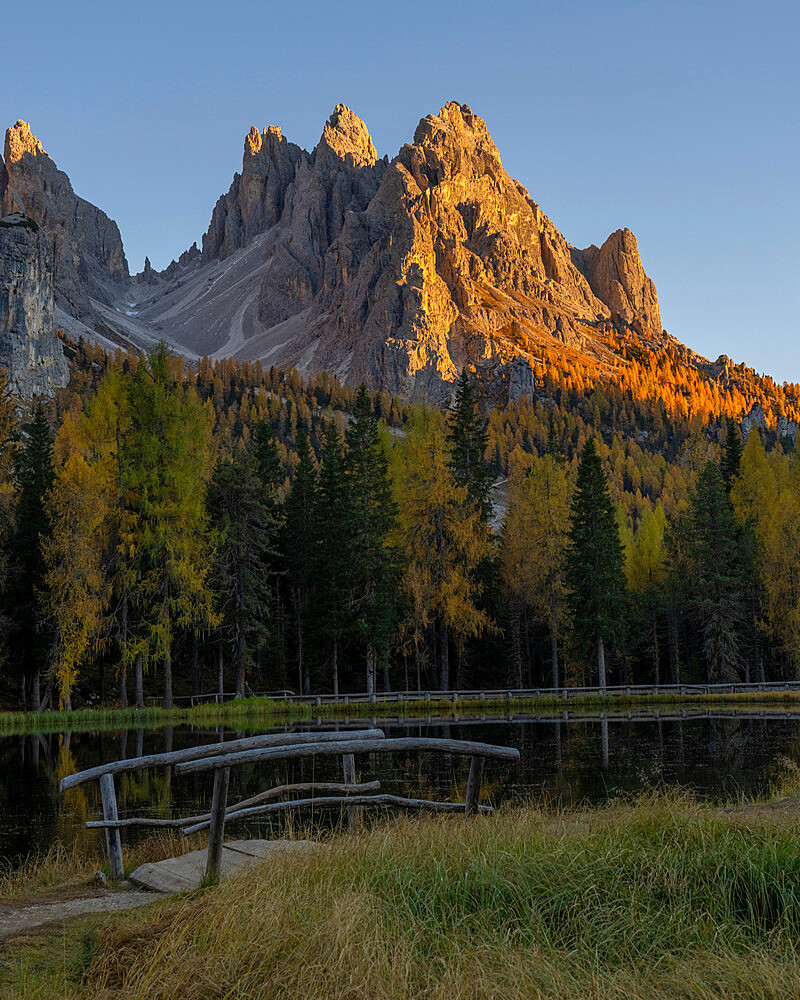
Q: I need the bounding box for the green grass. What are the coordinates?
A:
[5,791,800,998]
[3,689,800,736]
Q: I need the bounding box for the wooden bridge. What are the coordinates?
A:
[60,728,519,888]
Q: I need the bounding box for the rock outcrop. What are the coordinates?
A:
[1,120,128,317]
[0,214,69,397]
[282,102,663,395]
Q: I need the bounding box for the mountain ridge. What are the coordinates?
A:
[0,104,796,424]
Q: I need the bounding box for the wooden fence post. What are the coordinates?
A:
[206,766,231,882]
[99,773,125,880]
[342,754,360,832]
[465,756,485,816]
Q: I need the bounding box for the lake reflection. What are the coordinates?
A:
[2,711,800,867]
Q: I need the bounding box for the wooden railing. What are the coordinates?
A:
[60,729,520,882]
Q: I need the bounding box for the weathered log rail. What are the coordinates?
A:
[60,729,519,883]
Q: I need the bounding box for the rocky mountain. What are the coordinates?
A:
[0,102,767,408]
[0,214,69,397]
[1,121,128,321]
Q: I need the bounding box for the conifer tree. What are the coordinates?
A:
[690,461,747,681]
[283,430,317,695]
[8,405,54,708]
[345,385,397,694]
[313,420,352,694]
[125,343,217,708]
[447,369,493,521]
[721,418,743,493]
[564,438,626,688]
[208,448,277,698]
[392,409,493,691]
[0,371,16,661]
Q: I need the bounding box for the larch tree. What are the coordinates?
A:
[125,343,217,708]
[564,438,627,689]
[392,409,493,691]
[624,504,668,684]
[501,452,571,688]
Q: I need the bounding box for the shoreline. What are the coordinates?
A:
[4,688,800,736]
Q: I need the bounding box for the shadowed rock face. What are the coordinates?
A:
[0,215,69,397]
[1,120,128,318]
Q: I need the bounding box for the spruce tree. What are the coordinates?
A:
[208,448,278,699]
[690,461,747,681]
[447,368,493,521]
[564,438,626,688]
[345,385,398,694]
[8,405,54,708]
[283,430,318,695]
[721,418,743,493]
[313,420,353,694]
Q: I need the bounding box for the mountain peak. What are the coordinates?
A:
[4,120,47,166]
[319,104,375,168]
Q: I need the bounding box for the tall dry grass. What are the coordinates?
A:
[74,792,800,1000]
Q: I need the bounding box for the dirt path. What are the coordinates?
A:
[0,887,165,939]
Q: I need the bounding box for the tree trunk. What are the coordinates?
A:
[549,574,559,689]
[332,639,339,697]
[119,659,128,707]
[597,636,607,691]
[297,618,304,697]
[440,621,450,691]
[163,645,173,710]
[31,671,41,713]
[365,645,374,696]
[652,612,660,686]
[383,662,391,693]
[191,631,200,699]
[235,628,245,699]
[217,644,224,702]
[135,654,144,709]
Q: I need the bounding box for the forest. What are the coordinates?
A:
[1,333,799,711]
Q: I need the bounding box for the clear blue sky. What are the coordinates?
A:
[2,0,798,380]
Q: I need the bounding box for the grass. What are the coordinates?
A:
[4,790,800,998]
[4,689,800,737]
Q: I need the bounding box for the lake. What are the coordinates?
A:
[2,710,800,868]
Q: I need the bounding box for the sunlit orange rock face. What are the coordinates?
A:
[203,102,663,396]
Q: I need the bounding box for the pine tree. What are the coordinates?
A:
[721,418,743,493]
[447,369,493,521]
[345,385,398,694]
[8,405,54,708]
[207,448,278,699]
[283,430,317,695]
[564,438,626,688]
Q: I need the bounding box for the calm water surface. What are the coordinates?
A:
[2,711,800,867]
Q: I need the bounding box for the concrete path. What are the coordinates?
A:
[129,839,322,893]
